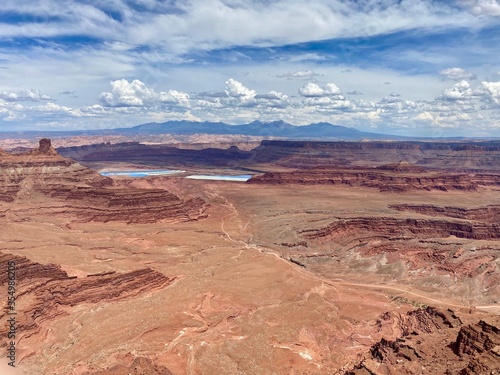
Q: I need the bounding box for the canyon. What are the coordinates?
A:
[0,137,499,374]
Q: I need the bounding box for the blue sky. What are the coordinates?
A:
[0,0,499,136]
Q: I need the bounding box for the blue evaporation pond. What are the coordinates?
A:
[185,174,252,182]
[100,169,185,177]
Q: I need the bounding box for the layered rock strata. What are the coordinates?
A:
[303,217,500,241]
[248,169,500,192]
[454,318,500,374]
[390,204,500,224]
[0,139,208,223]
[0,251,175,341]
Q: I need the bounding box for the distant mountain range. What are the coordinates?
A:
[0,120,468,140]
[114,120,397,139]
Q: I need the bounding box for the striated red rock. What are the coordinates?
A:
[247,168,500,192]
[303,216,500,241]
[0,252,68,283]
[453,317,500,374]
[390,204,500,224]
[0,252,175,340]
[55,139,500,171]
[41,186,208,223]
[0,141,112,202]
[0,139,208,223]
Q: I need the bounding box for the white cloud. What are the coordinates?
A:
[439,67,477,81]
[441,80,474,100]
[299,82,341,97]
[476,80,500,105]
[303,96,350,109]
[0,0,489,59]
[99,79,190,108]
[225,79,256,99]
[0,89,52,102]
[99,79,156,107]
[1,75,500,136]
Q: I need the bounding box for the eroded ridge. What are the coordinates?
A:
[391,204,500,224]
[347,308,500,375]
[248,168,500,192]
[303,217,500,241]
[0,251,175,341]
[0,139,208,223]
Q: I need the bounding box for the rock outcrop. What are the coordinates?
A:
[0,251,175,340]
[248,168,500,192]
[391,204,500,224]
[347,308,500,375]
[29,138,58,155]
[303,217,500,241]
[0,139,208,223]
[454,318,500,374]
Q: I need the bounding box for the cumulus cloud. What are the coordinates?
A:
[439,67,477,81]
[440,80,474,100]
[2,76,500,135]
[299,82,341,97]
[303,96,350,109]
[225,79,256,99]
[476,81,500,105]
[0,89,52,102]
[99,79,190,108]
[99,79,156,107]
[196,79,289,112]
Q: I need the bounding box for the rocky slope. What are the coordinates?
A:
[454,317,500,374]
[346,308,500,374]
[303,217,500,241]
[248,167,500,192]
[391,204,500,224]
[0,251,176,372]
[0,139,207,223]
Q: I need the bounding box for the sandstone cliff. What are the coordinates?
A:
[391,204,500,224]
[0,139,208,223]
[248,168,500,192]
[303,217,500,241]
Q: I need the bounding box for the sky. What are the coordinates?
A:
[0,0,499,137]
